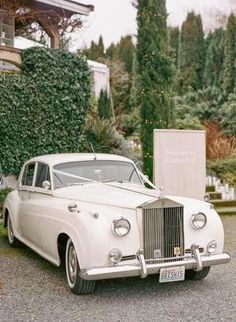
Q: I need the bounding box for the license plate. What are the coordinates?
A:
[159,266,185,283]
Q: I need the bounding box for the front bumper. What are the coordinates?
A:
[80,249,231,281]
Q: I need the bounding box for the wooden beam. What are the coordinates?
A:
[0,45,22,67]
[22,0,94,16]
[36,14,60,49]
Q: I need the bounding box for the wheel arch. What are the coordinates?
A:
[3,207,9,227]
[57,233,69,267]
[57,233,84,268]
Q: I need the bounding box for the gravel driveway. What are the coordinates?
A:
[0,216,235,322]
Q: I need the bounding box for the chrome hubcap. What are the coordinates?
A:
[68,244,77,284]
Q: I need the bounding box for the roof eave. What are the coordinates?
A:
[34,0,94,16]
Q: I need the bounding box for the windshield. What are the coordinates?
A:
[53,160,142,188]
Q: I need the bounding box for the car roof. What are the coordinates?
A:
[27,153,134,167]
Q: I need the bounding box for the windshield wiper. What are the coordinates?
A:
[55,182,84,188]
[102,179,123,183]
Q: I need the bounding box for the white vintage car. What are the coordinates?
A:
[2,153,230,295]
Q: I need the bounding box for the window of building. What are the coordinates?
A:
[0,11,14,47]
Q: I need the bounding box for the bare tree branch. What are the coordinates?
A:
[0,0,83,43]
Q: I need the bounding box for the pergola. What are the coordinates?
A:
[20,0,94,48]
[0,0,94,66]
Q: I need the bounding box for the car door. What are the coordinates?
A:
[18,162,54,253]
[18,162,39,245]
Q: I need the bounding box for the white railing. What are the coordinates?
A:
[206,176,235,200]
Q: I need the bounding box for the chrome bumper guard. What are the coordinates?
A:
[80,248,231,281]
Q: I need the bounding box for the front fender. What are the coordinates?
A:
[60,205,140,270]
[183,205,224,254]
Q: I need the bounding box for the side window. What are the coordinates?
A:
[21,163,35,186]
[35,163,50,188]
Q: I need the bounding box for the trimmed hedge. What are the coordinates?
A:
[0,47,91,175]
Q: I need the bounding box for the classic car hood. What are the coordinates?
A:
[166,195,212,211]
[53,182,160,209]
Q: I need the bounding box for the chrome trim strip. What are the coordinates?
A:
[80,253,231,281]
[145,255,187,263]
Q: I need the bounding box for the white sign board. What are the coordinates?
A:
[154,130,206,200]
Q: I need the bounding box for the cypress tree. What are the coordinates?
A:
[97,89,111,120]
[204,28,225,88]
[222,13,236,97]
[136,0,173,179]
[82,36,105,61]
[116,35,135,74]
[106,43,116,59]
[178,12,205,92]
[169,27,180,69]
[97,35,105,58]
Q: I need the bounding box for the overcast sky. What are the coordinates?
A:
[74,0,234,49]
[15,0,235,50]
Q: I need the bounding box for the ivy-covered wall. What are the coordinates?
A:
[0,47,91,175]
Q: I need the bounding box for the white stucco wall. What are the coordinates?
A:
[87,59,110,99]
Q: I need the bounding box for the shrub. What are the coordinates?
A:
[82,113,132,158]
[0,47,91,175]
[0,187,12,205]
[207,153,236,186]
[204,121,236,160]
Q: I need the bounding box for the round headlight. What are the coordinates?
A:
[109,248,122,264]
[207,240,217,254]
[191,212,207,229]
[112,217,131,237]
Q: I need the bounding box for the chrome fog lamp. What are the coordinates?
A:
[109,248,122,264]
[112,217,131,237]
[191,212,207,229]
[207,240,217,254]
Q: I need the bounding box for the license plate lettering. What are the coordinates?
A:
[159,266,185,283]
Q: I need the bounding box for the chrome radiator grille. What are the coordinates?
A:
[143,206,184,261]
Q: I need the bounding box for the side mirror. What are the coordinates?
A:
[42,180,51,190]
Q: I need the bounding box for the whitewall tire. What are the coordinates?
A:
[65,238,95,295]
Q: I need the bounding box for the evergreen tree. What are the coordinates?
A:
[221,92,236,136]
[109,60,131,115]
[177,12,205,92]
[97,35,105,58]
[97,89,111,120]
[136,0,173,179]
[169,27,180,69]
[204,28,225,88]
[82,36,105,61]
[129,52,139,109]
[106,42,116,59]
[115,35,135,73]
[222,13,236,97]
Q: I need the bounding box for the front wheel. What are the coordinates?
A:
[65,238,96,295]
[185,266,211,280]
[7,215,20,247]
